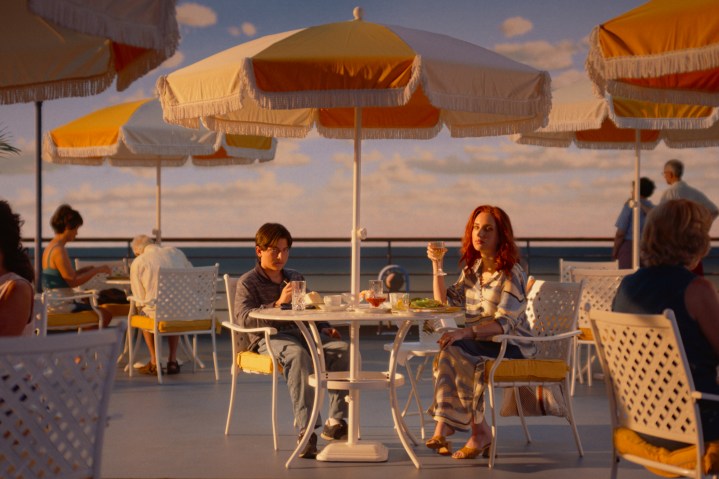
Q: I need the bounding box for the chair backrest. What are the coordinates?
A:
[224,274,252,353]
[525,279,582,361]
[569,268,634,328]
[559,259,618,283]
[74,258,128,291]
[154,265,218,321]
[378,264,410,293]
[0,325,125,479]
[590,309,701,445]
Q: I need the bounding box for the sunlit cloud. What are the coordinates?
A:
[242,22,257,37]
[494,39,579,70]
[176,2,217,27]
[501,17,533,38]
[551,69,587,89]
[160,51,185,70]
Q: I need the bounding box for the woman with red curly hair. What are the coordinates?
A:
[425,205,535,460]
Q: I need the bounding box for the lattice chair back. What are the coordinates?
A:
[154,265,218,322]
[224,274,251,353]
[526,280,582,361]
[569,268,634,329]
[589,309,715,479]
[0,325,125,479]
[559,259,618,283]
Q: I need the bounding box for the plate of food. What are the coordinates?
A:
[317,304,349,312]
[395,298,463,315]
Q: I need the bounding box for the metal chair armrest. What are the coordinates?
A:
[221,321,278,336]
[691,391,719,402]
[491,330,581,343]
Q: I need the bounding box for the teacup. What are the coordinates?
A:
[324,295,343,307]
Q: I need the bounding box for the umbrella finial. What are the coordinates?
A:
[353,7,363,20]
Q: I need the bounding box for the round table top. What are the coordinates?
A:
[249,306,463,322]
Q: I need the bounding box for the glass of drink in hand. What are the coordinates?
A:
[428,241,447,276]
[367,279,386,308]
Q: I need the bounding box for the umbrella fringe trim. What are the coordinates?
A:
[156,77,245,124]
[192,157,273,166]
[611,114,719,130]
[0,73,114,105]
[664,138,719,148]
[204,117,311,139]
[27,0,179,53]
[607,80,719,108]
[317,124,442,140]
[449,114,549,138]
[512,136,573,148]
[573,140,658,150]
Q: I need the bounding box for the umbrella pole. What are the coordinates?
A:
[349,107,362,446]
[155,161,162,245]
[632,129,641,269]
[34,101,43,292]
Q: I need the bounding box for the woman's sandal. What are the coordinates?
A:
[451,442,491,460]
[425,435,452,455]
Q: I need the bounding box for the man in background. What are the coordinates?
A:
[661,159,718,275]
[129,234,192,375]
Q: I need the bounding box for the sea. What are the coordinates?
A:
[50,243,719,297]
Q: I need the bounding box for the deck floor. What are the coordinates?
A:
[102,327,656,479]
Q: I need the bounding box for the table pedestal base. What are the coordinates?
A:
[316,441,388,462]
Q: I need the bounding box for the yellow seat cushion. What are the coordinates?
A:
[47,311,99,328]
[130,315,214,333]
[614,427,719,476]
[101,303,130,317]
[579,327,593,341]
[237,351,280,374]
[485,359,568,382]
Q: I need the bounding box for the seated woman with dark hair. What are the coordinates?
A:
[41,204,113,327]
[613,199,719,441]
[0,200,35,336]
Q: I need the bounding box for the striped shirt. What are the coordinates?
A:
[447,260,535,358]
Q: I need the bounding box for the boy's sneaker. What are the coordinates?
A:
[321,419,348,441]
[298,432,318,459]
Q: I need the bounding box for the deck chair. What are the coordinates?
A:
[41,289,104,335]
[74,258,130,322]
[590,309,719,479]
[486,279,584,468]
[568,268,634,394]
[221,274,281,450]
[128,264,219,384]
[559,258,618,283]
[0,325,125,479]
[382,315,458,440]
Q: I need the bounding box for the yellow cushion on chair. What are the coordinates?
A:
[47,311,99,328]
[237,351,278,374]
[130,315,214,333]
[485,359,568,382]
[579,327,593,341]
[614,427,719,476]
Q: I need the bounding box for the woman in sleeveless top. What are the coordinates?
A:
[613,199,719,441]
[42,204,113,327]
[0,200,35,336]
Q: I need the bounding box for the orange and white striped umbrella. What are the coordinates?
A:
[44,98,276,241]
[586,0,719,106]
[514,79,719,267]
[158,7,552,298]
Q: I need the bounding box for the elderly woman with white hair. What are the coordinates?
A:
[129,234,192,375]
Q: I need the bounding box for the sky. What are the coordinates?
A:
[1,0,718,241]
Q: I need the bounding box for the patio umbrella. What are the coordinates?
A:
[157,7,552,297]
[43,98,277,243]
[157,7,551,464]
[1,0,179,288]
[514,79,719,267]
[585,0,719,106]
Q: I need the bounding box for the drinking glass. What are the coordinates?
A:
[367,279,386,308]
[428,241,447,276]
[291,280,306,311]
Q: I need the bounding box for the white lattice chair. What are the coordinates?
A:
[486,280,584,468]
[0,325,125,479]
[590,309,719,479]
[127,264,219,384]
[382,315,458,440]
[41,290,105,335]
[221,274,281,450]
[568,268,634,394]
[559,259,618,283]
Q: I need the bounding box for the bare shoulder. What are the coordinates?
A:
[685,276,719,319]
[686,276,718,298]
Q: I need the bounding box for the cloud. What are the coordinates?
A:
[176,2,217,27]
[501,17,533,38]
[494,39,579,70]
[242,22,257,37]
[274,140,312,166]
[227,26,241,36]
[550,69,587,89]
[160,51,185,70]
